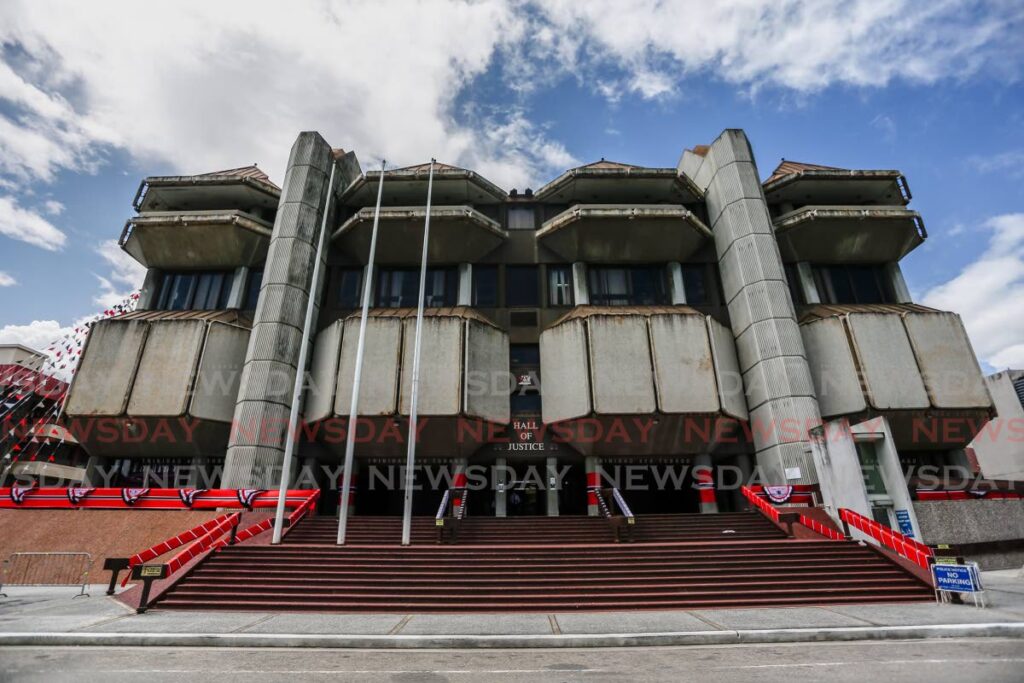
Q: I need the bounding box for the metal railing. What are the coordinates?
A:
[435,487,468,543]
[590,487,635,542]
[740,486,845,541]
[0,552,91,598]
[839,507,934,571]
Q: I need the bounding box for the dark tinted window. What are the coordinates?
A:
[337,268,363,308]
[813,265,892,304]
[506,266,539,307]
[376,267,456,307]
[473,265,499,307]
[156,271,234,311]
[547,265,574,306]
[681,265,709,305]
[588,266,669,306]
[244,269,263,309]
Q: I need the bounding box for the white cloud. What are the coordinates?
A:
[922,213,1024,369]
[968,149,1024,178]
[42,199,64,216]
[0,319,72,354]
[92,239,146,308]
[0,271,16,287]
[0,195,67,250]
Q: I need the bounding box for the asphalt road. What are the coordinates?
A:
[1,638,1022,682]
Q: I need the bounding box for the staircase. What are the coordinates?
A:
[154,512,934,612]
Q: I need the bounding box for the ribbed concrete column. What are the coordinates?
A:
[680,129,821,485]
[585,455,600,516]
[693,453,718,513]
[222,132,342,488]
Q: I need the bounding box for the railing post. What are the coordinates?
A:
[131,564,168,614]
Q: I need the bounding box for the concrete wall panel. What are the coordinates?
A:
[400,317,463,416]
[128,320,205,417]
[801,318,867,417]
[305,320,343,422]
[464,321,510,424]
[191,322,249,422]
[539,319,591,424]
[903,313,991,409]
[335,317,401,416]
[587,316,656,414]
[649,315,718,414]
[66,320,148,417]
[709,317,748,420]
[848,313,929,410]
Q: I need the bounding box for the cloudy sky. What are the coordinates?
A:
[0,0,1022,370]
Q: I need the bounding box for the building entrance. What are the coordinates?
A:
[466,458,588,517]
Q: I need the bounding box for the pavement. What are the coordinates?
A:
[0,570,1022,649]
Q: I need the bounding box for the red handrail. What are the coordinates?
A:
[233,490,320,544]
[839,507,934,570]
[165,513,241,575]
[124,513,235,576]
[741,486,845,541]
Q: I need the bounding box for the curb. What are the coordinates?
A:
[1,623,1023,649]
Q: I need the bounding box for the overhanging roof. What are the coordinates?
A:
[763,160,910,206]
[535,160,703,203]
[338,162,506,206]
[774,205,926,264]
[135,166,280,212]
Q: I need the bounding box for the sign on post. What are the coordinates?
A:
[895,509,914,537]
[932,561,986,607]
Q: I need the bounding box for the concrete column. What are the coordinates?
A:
[453,458,468,510]
[494,456,507,517]
[796,262,821,304]
[585,455,600,516]
[693,453,719,513]
[732,453,754,511]
[572,262,589,305]
[457,263,472,306]
[222,132,358,488]
[886,262,912,303]
[83,455,113,487]
[226,266,250,309]
[137,268,162,310]
[680,130,822,487]
[545,456,559,516]
[668,262,687,304]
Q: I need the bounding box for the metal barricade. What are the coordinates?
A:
[0,552,91,598]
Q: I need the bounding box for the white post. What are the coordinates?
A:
[337,161,387,545]
[402,159,435,546]
[272,160,337,544]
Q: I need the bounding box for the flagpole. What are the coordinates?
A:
[401,159,435,546]
[271,159,337,545]
[337,160,386,545]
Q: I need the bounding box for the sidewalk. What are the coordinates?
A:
[1,570,1023,649]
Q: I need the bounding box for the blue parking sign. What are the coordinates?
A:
[933,563,980,593]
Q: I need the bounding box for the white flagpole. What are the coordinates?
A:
[337,160,386,544]
[401,159,435,546]
[271,159,337,545]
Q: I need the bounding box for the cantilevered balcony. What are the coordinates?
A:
[800,304,993,448]
[763,165,911,207]
[773,205,926,264]
[534,160,703,203]
[338,162,506,207]
[538,205,712,263]
[65,310,251,459]
[539,306,748,456]
[332,206,507,264]
[304,307,510,458]
[121,209,274,269]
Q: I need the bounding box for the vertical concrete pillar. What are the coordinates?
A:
[457,263,472,306]
[545,455,559,516]
[83,455,113,487]
[453,458,468,510]
[222,132,351,488]
[732,453,754,511]
[226,266,250,309]
[886,262,912,303]
[572,262,589,305]
[494,456,508,517]
[693,453,719,513]
[668,262,687,304]
[136,268,162,310]
[585,455,600,516]
[795,262,820,304]
[680,130,821,486]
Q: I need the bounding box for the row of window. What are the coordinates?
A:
[786,264,897,305]
[154,269,262,311]
[335,264,718,309]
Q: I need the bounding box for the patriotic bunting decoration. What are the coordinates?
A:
[121,488,150,505]
[179,488,207,507]
[9,482,36,504]
[66,487,95,504]
[764,485,794,504]
[237,488,265,508]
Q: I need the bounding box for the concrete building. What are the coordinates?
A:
[61,129,1017,544]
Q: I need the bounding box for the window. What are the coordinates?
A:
[812,265,893,304]
[243,269,263,310]
[336,268,363,308]
[156,271,233,311]
[547,265,574,307]
[376,267,456,308]
[507,206,536,230]
[681,264,710,305]
[506,266,539,307]
[473,265,499,307]
[588,266,669,306]
[784,264,806,305]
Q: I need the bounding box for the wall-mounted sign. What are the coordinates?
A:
[895,509,915,537]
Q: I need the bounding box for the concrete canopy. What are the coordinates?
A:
[332,206,507,265]
[135,172,280,213]
[537,204,712,263]
[763,169,910,206]
[534,162,703,203]
[774,205,926,264]
[338,163,506,207]
[120,210,273,269]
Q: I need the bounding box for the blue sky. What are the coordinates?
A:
[0,1,1022,371]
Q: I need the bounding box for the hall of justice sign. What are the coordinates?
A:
[505,419,560,453]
